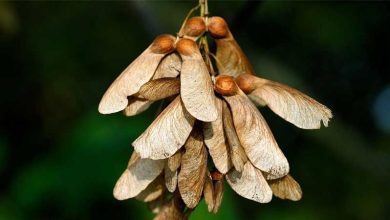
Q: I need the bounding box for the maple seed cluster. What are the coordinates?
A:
[98,15,332,219]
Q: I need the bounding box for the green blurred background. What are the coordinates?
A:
[0,1,389,219]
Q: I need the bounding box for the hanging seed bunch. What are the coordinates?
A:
[98,2,332,219]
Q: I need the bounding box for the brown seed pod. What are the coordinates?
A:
[214,75,238,96]
[208,16,229,39]
[235,74,256,94]
[151,34,176,54]
[176,38,198,56]
[208,17,256,78]
[211,170,224,181]
[183,16,206,37]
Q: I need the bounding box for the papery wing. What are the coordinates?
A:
[164,152,181,193]
[249,77,332,129]
[138,78,180,101]
[133,96,195,160]
[123,97,152,116]
[203,98,232,174]
[212,178,224,213]
[178,129,208,208]
[203,171,215,212]
[269,174,302,201]
[226,162,272,203]
[221,100,247,172]
[113,152,165,200]
[98,46,166,114]
[179,42,218,122]
[135,175,165,202]
[224,89,289,179]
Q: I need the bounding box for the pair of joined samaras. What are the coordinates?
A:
[98,35,218,123]
[214,75,289,180]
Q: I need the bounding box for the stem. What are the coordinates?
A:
[177,4,200,37]
[199,0,215,76]
[199,0,208,17]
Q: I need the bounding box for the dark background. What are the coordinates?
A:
[0,1,389,219]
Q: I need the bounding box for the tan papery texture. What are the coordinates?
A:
[164,152,182,193]
[248,75,332,129]
[203,171,215,212]
[138,78,180,101]
[178,129,207,208]
[113,152,165,200]
[224,88,289,179]
[226,162,272,203]
[133,96,195,159]
[212,178,224,213]
[214,30,255,77]
[221,101,247,172]
[204,98,232,174]
[99,36,175,114]
[135,175,165,202]
[269,174,302,201]
[179,40,218,122]
[123,52,181,116]
[123,97,152,117]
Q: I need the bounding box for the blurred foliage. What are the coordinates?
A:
[0,1,389,220]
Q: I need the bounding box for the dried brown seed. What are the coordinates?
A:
[113,152,165,200]
[244,74,332,129]
[203,171,215,212]
[210,170,224,181]
[222,101,248,172]
[223,88,289,179]
[178,38,218,122]
[178,129,208,208]
[235,74,256,94]
[212,178,224,213]
[138,78,180,101]
[133,96,195,159]
[135,175,165,202]
[98,35,175,114]
[226,162,272,203]
[203,98,232,174]
[151,34,176,54]
[183,16,206,37]
[214,75,238,96]
[269,174,302,201]
[208,16,229,39]
[176,38,198,56]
